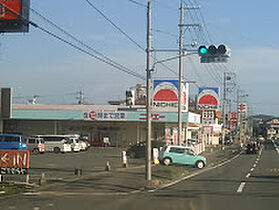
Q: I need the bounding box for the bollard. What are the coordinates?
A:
[122,151,128,168]
[39,173,46,186]
[105,161,111,171]
[153,148,160,165]
[26,174,30,184]
[74,168,82,176]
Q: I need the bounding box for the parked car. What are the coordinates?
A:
[35,135,72,153]
[0,134,27,151]
[244,142,259,154]
[64,135,81,152]
[26,137,45,154]
[80,136,91,148]
[126,140,166,158]
[77,139,87,151]
[69,138,81,152]
[159,145,207,169]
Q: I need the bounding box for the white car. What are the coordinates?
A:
[77,140,87,151]
[69,138,81,152]
[37,135,72,153]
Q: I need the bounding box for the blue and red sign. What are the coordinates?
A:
[153,80,188,110]
[197,87,220,110]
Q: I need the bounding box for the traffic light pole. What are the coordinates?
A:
[178,1,184,146]
[222,72,227,149]
[145,1,152,181]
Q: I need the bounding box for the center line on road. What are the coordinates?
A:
[237,182,246,193]
[246,173,251,178]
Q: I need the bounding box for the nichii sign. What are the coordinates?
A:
[153,80,188,110]
[197,87,220,110]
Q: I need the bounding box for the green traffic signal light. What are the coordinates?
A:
[198,46,208,55]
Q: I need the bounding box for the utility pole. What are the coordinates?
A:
[178,1,184,146]
[236,89,240,142]
[222,72,227,148]
[77,90,84,105]
[145,1,152,181]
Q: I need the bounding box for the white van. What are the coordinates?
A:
[64,135,81,152]
[36,135,72,153]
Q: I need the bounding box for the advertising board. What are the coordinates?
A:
[0,0,30,33]
[0,150,30,175]
[153,80,188,111]
[83,111,127,121]
[197,87,220,110]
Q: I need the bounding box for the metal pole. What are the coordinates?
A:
[145,1,152,181]
[236,89,240,142]
[178,1,184,146]
[222,72,226,148]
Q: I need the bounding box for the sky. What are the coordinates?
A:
[0,0,278,116]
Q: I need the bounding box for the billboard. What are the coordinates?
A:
[0,0,30,33]
[153,80,188,111]
[197,87,220,110]
[0,150,30,175]
[238,103,248,119]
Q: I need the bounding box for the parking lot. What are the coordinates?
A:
[4,147,145,183]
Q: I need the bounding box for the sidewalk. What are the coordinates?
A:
[31,144,241,195]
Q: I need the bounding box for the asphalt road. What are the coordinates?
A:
[1,140,278,210]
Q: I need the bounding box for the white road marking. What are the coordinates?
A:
[149,152,242,193]
[246,173,251,178]
[237,182,246,193]
[253,164,257,167]
[250,168,254,172]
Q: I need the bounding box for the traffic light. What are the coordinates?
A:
[126,90,135,106]
[198,44,231,63]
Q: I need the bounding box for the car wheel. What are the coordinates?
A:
[33,148,39,155]
[54,147,60,153]
[163,157,172,166]
[196,161,205,169]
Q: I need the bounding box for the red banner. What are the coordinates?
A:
[0,0,21,20]
[0,150,30,169]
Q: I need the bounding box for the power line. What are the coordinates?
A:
[0,3,145,80]
[126,0,146,8]
[85,0,145,51]
[85,0,178,77]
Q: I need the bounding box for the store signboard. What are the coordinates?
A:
[197,87,220,110]
[0,0,30,33]
[0,150,30,175]
[153,80,189,111]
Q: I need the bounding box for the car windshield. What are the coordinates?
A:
[1,0,278,209]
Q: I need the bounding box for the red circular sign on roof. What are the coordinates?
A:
[153,89,178,101]
[198,95,218,105]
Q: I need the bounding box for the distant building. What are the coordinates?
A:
[266,119,279,139]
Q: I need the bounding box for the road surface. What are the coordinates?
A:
[1,140,278,210]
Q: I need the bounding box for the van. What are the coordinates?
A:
[36,135,72,153]
[0,134,28,151]
[65,135,81,152]
[26,137,45,154]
